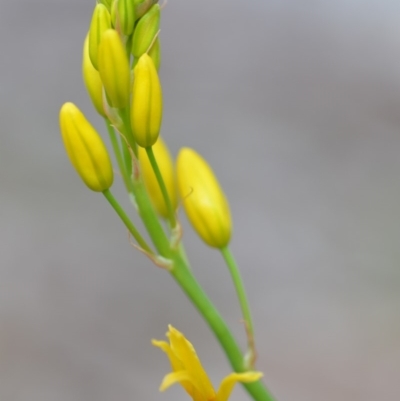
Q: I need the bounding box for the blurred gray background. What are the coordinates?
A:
[1,0,399,400]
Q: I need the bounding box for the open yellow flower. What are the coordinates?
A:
[152,326,263,401]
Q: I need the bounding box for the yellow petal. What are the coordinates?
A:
[152,339,183,373]
[152,338,204,399]
[167,326,215,399]
[159,371,199,393]
[215,371,263,401]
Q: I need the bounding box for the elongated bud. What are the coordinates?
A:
[177,148,232,248]
[88,4,112,70]
[148,37,161,70]
[60,102,113,192]
[131,54,162,147]
[99,0,113,11]
[111,0,117,27]
[131,4,160,58]
[98,29,130,109]
[115,0,136,35]
[134,0,158,20]
[82,34,106,117]
[138,138,177,218]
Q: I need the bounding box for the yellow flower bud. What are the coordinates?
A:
[82,34,106,117]
[148,37,161,71]
[134,0,158,20]
[88,4,112,70]
[177,148,232,248]
[138,138,177,218]
[98,29,130,109]
[131,4,160,58]
[60,102,113,192]
[131,54,162,147]
[115,0,136,35]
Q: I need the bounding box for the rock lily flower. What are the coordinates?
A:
[152,325,263,401]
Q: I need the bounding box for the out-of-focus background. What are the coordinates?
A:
[1,0,399,400]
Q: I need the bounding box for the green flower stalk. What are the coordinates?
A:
[59,102,113,192]
[88,4,112,70]
[131,4,160,58]
[98,29,130,108]
[131,53,162,147]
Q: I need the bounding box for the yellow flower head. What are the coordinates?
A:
[152,326,263,401]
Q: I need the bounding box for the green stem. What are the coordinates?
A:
[121,139,133,185]
[221,246,255,353]
[120,107,137,157]
[105,118,132,192]
[171,253,276,401]
[131,175,171,257]
[145,146,176,228]
[102,189,153,254]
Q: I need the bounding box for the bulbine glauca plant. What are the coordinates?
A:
[60,1,276,400]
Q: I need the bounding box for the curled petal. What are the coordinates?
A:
[216,372,264,401]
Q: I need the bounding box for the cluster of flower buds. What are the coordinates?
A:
[84,0,162,139]
[61,0,162,186]
[60,0,232,249]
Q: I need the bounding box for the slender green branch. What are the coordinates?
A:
[105,118,133,193]
[131,174,171,257]
[221,246,255,361]
[119,107,138,157]
[121,139,133,184]
[102,189,153,254]
[171,252,276,401]
[145,146,176,228]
